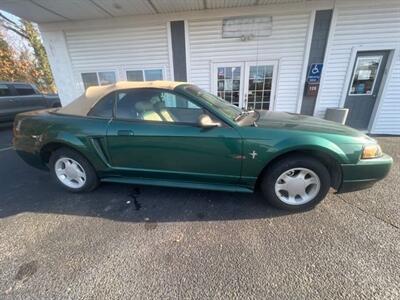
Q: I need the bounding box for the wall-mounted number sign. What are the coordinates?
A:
[306,83,319,96]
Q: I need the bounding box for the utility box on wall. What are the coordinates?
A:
[325,108,349,124]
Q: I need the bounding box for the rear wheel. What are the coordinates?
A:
[261,155,330,211]
[49,148,99,192]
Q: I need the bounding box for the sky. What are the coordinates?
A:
[1,9,31,52]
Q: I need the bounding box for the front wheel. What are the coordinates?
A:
[49,148,99,192]
[261,155,331,211]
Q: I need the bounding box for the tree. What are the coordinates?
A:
[0,33,16,81]
[0,32,41,83]
[0,13,56,93]
[22,21,55,93]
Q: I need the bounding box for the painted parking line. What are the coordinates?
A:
[0,146,14,152]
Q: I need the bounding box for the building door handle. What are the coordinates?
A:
[117,130,134,136]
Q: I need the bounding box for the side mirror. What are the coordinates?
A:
[198,114,221,128]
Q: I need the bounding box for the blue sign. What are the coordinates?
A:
[307,63,323,83]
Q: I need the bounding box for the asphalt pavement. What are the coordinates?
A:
[0,127,399,299]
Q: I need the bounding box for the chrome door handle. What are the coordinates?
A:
[117,130,134,136]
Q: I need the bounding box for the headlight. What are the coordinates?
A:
[361,144,382,159]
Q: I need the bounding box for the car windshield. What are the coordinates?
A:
[181,85,244,121]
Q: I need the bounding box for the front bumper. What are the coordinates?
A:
[337,154,393,193]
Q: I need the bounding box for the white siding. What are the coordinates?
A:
[65,23,172,95]
[315,0,400,134]
[187,12,310,112]
[374,57,400,134]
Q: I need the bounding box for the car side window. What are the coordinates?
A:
[88,92,115,118]
[14,84,36,96]
[115,89,206,124]
[0,84,11,97]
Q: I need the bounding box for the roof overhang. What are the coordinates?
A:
[0,0,313,23]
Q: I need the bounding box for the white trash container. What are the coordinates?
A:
[325,108,349,124]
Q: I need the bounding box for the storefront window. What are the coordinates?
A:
[98,71,116,86]
[349,56,382,95]
[217,66,241,106]
[144,69,163,81]
[247,65,273,110]
[126,69,163,81]
[81,73,98,89]
[81,71,116,90]
[126,70,144,81]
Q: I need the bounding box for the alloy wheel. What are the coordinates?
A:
[54,157,87,189]
[274,167,321,205]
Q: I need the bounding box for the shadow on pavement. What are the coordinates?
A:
[0,147,294,223]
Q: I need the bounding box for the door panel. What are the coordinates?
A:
[13,84,47,112]
[345,50,389,129]
[106,87,242,184]
[106,120,242,184]
[14,95,47,113]
[0,98,19,122]
[0,84,18,121]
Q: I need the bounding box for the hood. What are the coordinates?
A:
[255,111,365,138]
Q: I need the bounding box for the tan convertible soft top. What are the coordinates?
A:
[58,80,187,116]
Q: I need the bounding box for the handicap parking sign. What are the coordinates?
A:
[307,63,323,83]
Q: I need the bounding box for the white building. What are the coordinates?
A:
[1,0,399,134]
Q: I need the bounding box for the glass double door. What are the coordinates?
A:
[213,61,277,110]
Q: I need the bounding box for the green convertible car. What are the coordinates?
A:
[13,81,392,210]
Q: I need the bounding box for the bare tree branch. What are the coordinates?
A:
[0,12,28,38]
[2,24,28,39]
[0,12,21,28]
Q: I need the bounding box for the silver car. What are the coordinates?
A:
[0,82,61,123]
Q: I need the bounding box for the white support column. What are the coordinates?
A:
[39,28,79,106]
[295,10,316,113]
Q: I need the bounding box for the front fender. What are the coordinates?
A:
[271,135,350,164]
[240,135,353,187]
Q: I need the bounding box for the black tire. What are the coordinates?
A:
[260,155,330,211]
[49,147,99,192]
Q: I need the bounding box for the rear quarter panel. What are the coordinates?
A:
[14,111,110,174]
